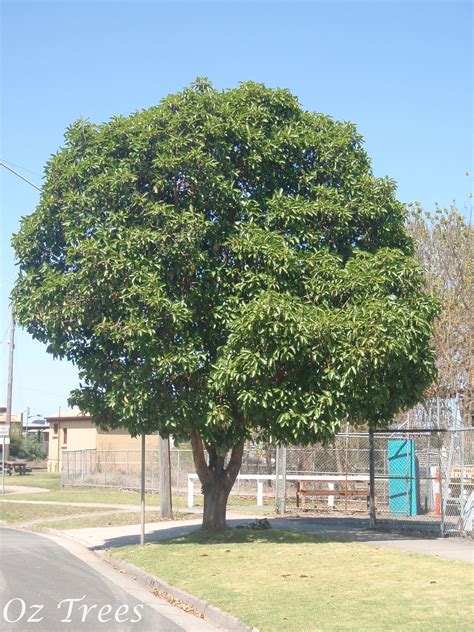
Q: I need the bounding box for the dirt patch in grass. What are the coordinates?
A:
[115,529,474,632]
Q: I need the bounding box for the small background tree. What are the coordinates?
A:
[9,429,44,461]
[406,203,473,426]
[12,80,438,528]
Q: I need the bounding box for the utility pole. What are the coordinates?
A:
[1,161,40,463]
[369,420,376,529]
[4,315,15,461]
[159,436,173,519]
[140,431,146,546]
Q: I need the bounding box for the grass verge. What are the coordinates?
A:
[0,502,109,524]
[4,472,271,514]
[114,528,474,632]
[2,471,61,490]
[40,511,196,530]
[6,487,164,505]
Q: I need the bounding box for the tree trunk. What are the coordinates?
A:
[202,474,231,529]
[190,429,244,530]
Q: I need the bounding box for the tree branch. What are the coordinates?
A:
[191,428,211,485]
[224,441,244,490]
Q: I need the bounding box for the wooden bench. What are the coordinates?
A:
[1,461,31,476]
[296,479,373,509]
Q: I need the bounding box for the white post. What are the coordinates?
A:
[257,479,263,507]
[328,482,335,508]
[188,476,194,508]
[140,431,145,546]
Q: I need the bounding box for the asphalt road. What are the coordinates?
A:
[0,528,215,632]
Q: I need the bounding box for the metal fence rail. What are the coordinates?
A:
[61,428,473,537]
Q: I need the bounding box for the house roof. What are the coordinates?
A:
[45,415,92,423]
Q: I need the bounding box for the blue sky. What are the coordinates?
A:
[1,0,472,418]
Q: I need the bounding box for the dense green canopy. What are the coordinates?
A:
[12,79,438,451]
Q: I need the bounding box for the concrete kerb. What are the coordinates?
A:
[100,551,259,632]
[23,524,258,632]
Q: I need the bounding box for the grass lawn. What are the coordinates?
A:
[0,501,108,524]
[115,529,474,632]
[6,487,162,505]
[5,472,270,513]
[7,487,268,512]
[3,471,61,490]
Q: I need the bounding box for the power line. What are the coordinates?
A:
[0,161,41,191]
[0,325,9,345]
[0,158,42,178]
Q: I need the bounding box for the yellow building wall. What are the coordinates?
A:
[0,412,22,424]
[96,429,159,451]
[47,418,159,472]
[47,419,97,472]
[68,424,98,451]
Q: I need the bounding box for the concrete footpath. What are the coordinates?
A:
[56,512,474,563]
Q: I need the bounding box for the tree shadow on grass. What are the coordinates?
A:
[158,526,324,546]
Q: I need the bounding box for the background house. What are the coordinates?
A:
[46,408,159,472]
[0,406,23,459]
[0,406,23,429]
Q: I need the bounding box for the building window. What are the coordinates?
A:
[63,428,67,446]
[53,423,59,436]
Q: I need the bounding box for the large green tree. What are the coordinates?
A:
[12,80,438,528]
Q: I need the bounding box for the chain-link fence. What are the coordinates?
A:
[61,427,473,537]
[281,429,473,538]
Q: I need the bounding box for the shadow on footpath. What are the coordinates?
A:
[95,515,441,550]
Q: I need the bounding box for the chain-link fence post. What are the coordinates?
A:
[125,450,129,489]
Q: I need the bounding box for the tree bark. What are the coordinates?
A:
[202,474,231,529]
[190,429,244,529]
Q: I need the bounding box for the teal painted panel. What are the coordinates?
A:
[388,439,417,516]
